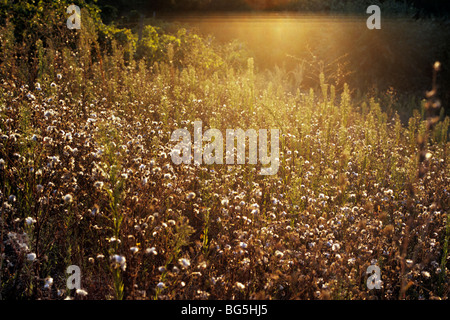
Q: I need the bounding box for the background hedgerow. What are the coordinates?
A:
[0,0,449,300]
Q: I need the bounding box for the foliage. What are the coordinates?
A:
[0,0,449,301]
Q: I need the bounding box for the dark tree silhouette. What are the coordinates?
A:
[91,0,450,16]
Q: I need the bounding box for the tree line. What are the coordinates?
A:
[92,0,450,18]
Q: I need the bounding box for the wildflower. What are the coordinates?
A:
[0,158,5,169]
[94,181,104,189]
[76,289,88,297]
[36,184,44,192]
[30,134,38,143]
[221,199,229,206]
[332,243,341,251]
[239,242,248,249]
[8,195,16,203]
[274,250,284,258]
[108,237,121,244]
[145,247,157,255]
[110,254,127,271]
[178,258,191,268]
[250,203,259,210]
[27,253,37,261]
[130,247,139,254]
[90,204,100,216]
[186,192,196,200]
[235,282,245,290]
[50,82,56,88]
[57,73,62,80]
[25,217,36,225]
[63,194,73,204]
[158,266,166,273]
[157,282,165,289]
[44,277,53,289]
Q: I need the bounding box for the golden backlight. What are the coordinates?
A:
[163,13,424,91]
[243,0,294,10]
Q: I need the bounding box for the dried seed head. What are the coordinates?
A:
[63,194,73,204]
[434,61,441,71]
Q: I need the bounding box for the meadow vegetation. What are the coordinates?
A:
[0,0,449,300]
